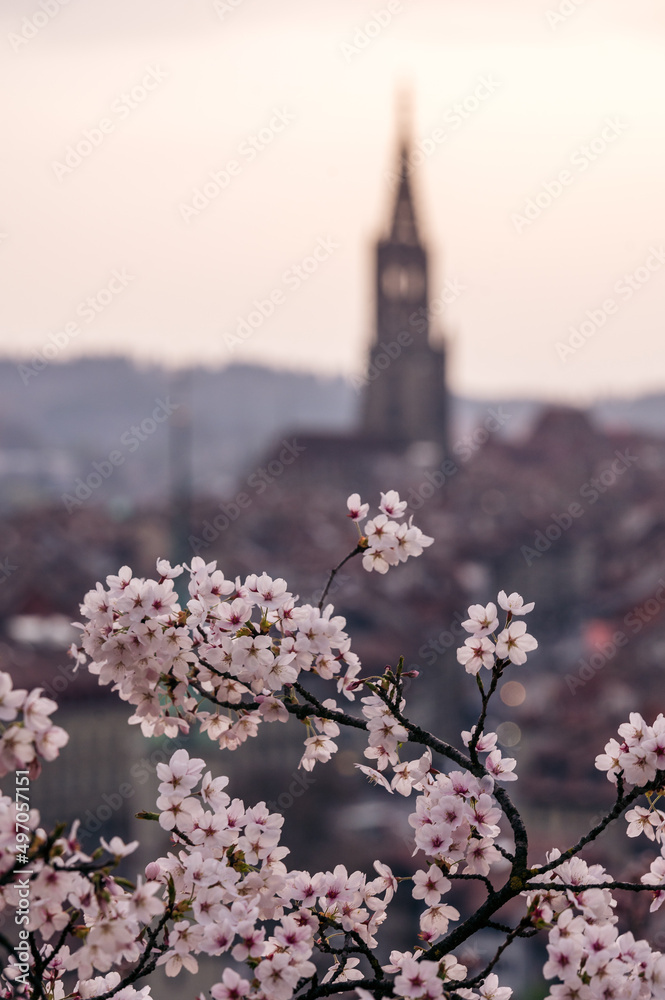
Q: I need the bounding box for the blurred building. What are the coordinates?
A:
[361,115,449,452]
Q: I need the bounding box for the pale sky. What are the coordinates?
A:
[2,0,665,403]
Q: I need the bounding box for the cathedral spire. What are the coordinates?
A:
[361,94,449,451]
[389,91,420,247]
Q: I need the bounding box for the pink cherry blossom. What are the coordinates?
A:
[495,621,538,665]
[347,493,369,521]
[462,603,499,636]
[457,635,495,675]
[497,591,534,616]
[379,490,408,518]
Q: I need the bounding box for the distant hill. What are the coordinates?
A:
[1,355,665,510]
[591,394,665,437]
[0,358,358,509]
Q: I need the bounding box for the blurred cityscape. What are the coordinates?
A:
[3,123,665,996]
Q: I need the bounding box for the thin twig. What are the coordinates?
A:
[318,544,363,611]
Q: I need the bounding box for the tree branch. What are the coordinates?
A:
[448,914,535,991]
[318,544,364,611]
[531,772,652,877]
[525,880,661,893]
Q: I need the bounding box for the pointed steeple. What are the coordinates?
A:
[361,91,448,452]
[388,90,420,247]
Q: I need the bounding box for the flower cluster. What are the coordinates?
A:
[347,491,434,574]
[455,592,537,675]
[0,799,163,996]
[407,770,506,939]
[76,560,358,749]
[74,492,430,759]
[148,748,401,987]
[0,671,69,778]
[527,850,665,998]
[597,715,665,918]
[143,745,514,1000]
[381,955,511,1000]
[596,712,665,786]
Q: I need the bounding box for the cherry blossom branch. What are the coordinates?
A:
[289,680,367,731]
[446,871,496,896]
[426,771,663,971]
[315,914,385,982]
[525,881,661,893]
[28,928,50,1000]
[317,544,364,611]
[298,977,391,1000]
[366,681,474,772]
[187,669,368,734]
[469,659,508,762]
[91,902,175,1000]
[360,681,534,966]
[188,675,259,712]
[366,680,528,872]
[21,491,665,1000]
[448,914,536,992]
[294,922,390,1000]
[494,843,515,864]
[531,772,646,877]
[484,920,516,933]
[421,878,519,964]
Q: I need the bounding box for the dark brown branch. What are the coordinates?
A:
[289,681,367,731]
[532,772,652,877]
[447,871,495,896]
[449,914,535,991]
[88,897,176,1000]
[526,880,661,893]
[315,914,385,982]
[318,544,364,611]
[469,659,508,762]
[298,977,392,1000]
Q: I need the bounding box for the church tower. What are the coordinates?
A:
[361,111,448,452]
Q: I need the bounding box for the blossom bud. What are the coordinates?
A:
[145,861,161,880]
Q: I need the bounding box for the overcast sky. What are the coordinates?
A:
[2,0,665,403]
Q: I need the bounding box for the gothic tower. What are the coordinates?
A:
[361,114,448,452]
